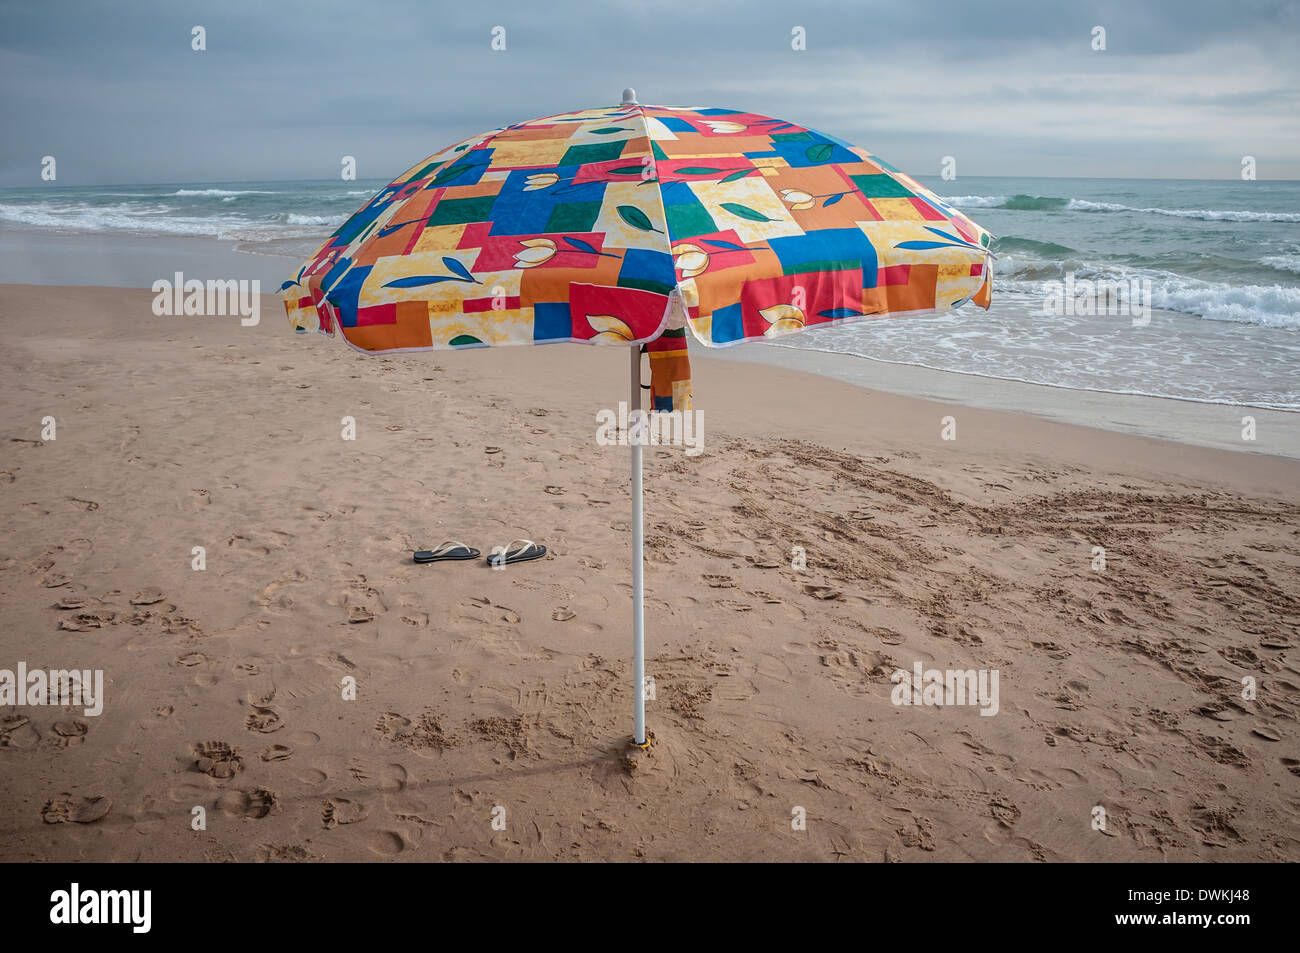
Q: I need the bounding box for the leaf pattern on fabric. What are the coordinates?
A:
[719,202,777,223]
[587,314,635,342]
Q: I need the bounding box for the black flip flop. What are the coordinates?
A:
[486,538,547,567]
[413,540,481,564]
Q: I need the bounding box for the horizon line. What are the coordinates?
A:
[2,172,1299,190]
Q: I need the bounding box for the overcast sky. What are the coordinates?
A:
[2,0,1298,186]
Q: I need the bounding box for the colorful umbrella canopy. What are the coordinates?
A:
[281,91,993,748]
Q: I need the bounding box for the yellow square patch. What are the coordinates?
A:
[412,224,469,255]
[869,198,927,222]
[687,178,804,244]
[593,182,670,250]
[487,138,571,169]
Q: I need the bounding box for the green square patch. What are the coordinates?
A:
[559,141,626,167]
[782,258,861,276]
[771,132,813,142]
[427,195,496,226]
[664,202,718,239]
[618,275,675,296]
[544,201,602,233]
[850,173,915,198]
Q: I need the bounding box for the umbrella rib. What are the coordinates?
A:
[633,104,680,289]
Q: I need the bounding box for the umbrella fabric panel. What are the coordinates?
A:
[642,106,993,348]
[281,105,679,353]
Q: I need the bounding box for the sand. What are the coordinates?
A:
[1,283,1297,862]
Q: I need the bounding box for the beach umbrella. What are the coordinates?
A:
[280,90,993,749]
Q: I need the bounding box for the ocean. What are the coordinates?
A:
[1,175,1297,410]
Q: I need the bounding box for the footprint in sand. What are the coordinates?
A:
[62,538,93,560]
[458,596,520,625]
[42,794,112,824]
[989,797,1022,828]
[1189,805,1243,847]
[220,788,278,819]
[551,607,576,621]
[256,844,319,863]
[322,797,369,829]
[1222,645,1261,667]
[375,712,412,736]
[1186,732,1250,766]
[130,588,165,606]
[1198,702,1243,722]
[347,760,408,793]
[0,715,39,749]
[59,609,117,631]
[255,569,308,609]
[714,598,753,612]
[245,684,276,707]
[367,831,407,857]
[260,744,293,762]
[315,652,356,673]
[244,707,283,733]
[193,741,243,779]
[297,767,328,786]
[227,534,270,556]
[1030,640,1071,660]
[802,584,843,601]
[50,720,89,748]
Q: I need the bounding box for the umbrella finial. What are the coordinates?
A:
[621,87,637,105]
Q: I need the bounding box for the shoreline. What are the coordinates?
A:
[712,342,1300,462]
[0,219,1296,459]
[0,228,305,289]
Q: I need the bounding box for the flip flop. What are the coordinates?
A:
[413,540,481,564]
[486,539,547,567]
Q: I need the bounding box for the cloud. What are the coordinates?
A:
[0,0,1296,184]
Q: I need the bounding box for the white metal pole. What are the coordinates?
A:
[630,344,646,745]
[622,84,646,747]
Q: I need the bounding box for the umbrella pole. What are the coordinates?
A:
[630,345,646,745]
